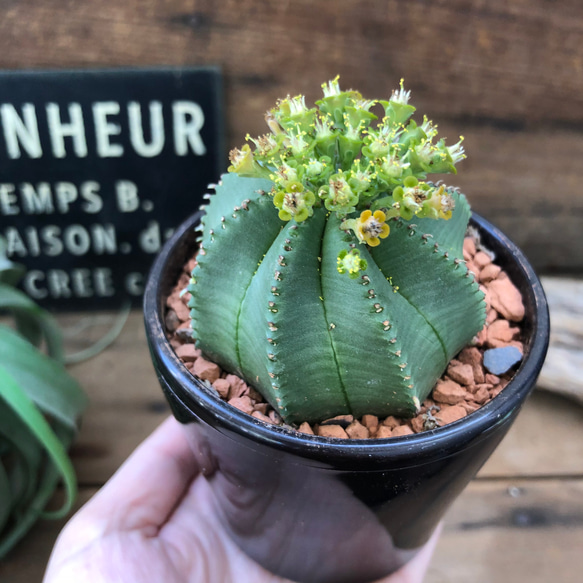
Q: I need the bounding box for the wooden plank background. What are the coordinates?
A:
[0,0,581,273]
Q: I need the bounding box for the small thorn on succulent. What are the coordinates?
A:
[268,353,276,361]
[390,338,397,344]
[433,243,439,253]
[368,289,376,298]
[395,350,402,357]
[329,322,336,330]
[242,199,250,210]
[271,286,280,295]
[443,251,449,258]
[203,193,212,200]
[257,189,266,195]
[373,303,383,313]
[268,322,278,331]
[274,270,282,281]
[278,255,286,266]
[284,245,292,251]
[404,375,411,380]
[421,233,433,244]
[361,275,371,285]
[269,372,276,378]
[290,225,298,230]
[268,338,275,344]
[408,384,414,389]
[413,396,421,411]
[399,362,407,370]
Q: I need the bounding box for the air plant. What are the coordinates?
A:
[0,240,86,558]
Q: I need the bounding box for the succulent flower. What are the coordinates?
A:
[189,79,485,424]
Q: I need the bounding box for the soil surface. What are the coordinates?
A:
[164,237,525,439]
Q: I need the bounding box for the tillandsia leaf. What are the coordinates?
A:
[0,284,64,361]
[0,237,86,557]
[0,326,86,430]
[0,358,82,558]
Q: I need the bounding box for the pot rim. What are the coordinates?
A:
[144,209,549,468]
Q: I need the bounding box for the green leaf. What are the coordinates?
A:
[0,284,65,361]
[0,365,77,520]
[0,326,86,430]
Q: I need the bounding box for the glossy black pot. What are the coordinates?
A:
[144,211,549,583]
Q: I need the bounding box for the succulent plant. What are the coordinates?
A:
[188,79,486,424]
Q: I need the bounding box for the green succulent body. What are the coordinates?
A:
[188,80,486,424]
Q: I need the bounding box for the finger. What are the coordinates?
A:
[76,416,199,535]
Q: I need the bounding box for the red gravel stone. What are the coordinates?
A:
[436,405,467,426]
[433,380,467,405]
[252,410,274,423]
[375,425,393,439]
[175,343,201,362]
[463,237,476,258]
[410,416,426,433]
[473,384,492,404]
[473,251,492,269]
[228,395,254,414]
[447,363,475,386]
[486,319,520,348]
[486,373,500,385]
[346,420,370,439]
[479,263,501,283]
[392,425,414,437]
[489,278,525,321]
[193,357,221,382]
[212,378,230,399]
[381,415,400,429]
[361,414,379,430]
[225,374,248,399]
[167,292,190,322]
[317,424,348,438]
[298,422,314,435]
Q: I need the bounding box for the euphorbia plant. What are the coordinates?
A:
[188,79,486,424]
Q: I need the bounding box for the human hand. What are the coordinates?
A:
[44,417,439,583]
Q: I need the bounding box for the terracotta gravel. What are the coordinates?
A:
[165,236,525,439]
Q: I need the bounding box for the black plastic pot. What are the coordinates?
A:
[144,211,549,583]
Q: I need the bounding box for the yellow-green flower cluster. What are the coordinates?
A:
[227,78,464,272]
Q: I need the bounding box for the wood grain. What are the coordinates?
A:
[0,0,580,271]
[429,479,583,583]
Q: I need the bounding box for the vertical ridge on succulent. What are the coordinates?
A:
[189,177,283,374]
[238,208,351,422]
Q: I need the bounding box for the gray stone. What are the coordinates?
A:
[483,346,523,375]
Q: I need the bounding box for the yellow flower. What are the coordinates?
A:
[356,209,390,247]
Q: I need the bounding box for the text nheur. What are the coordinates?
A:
[0,101,206,158]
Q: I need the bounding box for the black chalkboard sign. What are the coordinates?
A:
[0,67,223,310]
